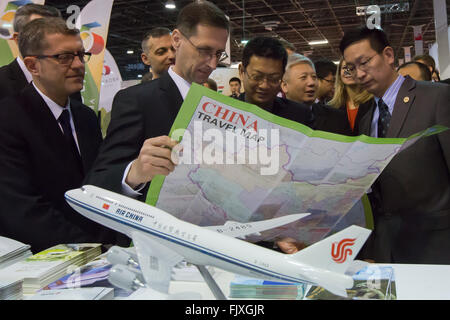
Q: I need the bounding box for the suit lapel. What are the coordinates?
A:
[158,71,184,120]
[22,85,83,173]
[70,102,91,173]
[21,85,67,151]
[358,100,376,136]
[387,76,416,138]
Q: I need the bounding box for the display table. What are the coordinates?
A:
[167,264,450,300]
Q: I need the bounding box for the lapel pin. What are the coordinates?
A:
[403,96,410,103]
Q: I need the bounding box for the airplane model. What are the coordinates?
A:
[65,185,371,298]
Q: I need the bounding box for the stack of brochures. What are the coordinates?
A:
[306,265,396,300]
[42,258,112,290]
[0,243,102,295]
[0,236,32,269]
[0,278,23,300]
[27,287,114,300]
[229,275,306,299]
[41,255,132,298]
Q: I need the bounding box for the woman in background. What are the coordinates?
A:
[328,58,373,135]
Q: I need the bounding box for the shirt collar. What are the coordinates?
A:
[16,57,33,84]
[374,74,405,113]
[168,66,191,100]
[32,82,71,121]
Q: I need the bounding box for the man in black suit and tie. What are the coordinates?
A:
[0,18,124,253]
[86,1,230,203]
[341,26,450,264]
[0,4,61,100]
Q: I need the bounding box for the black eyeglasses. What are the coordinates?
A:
[343,54,378,75]
[178,30,228,62]
[26,51,92,65]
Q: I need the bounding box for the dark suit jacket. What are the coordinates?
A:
[0,59,83,102]
[0,84,124,253]
[85,71,183,199]
[312,103,352,135]
[358,76,450,264]
[0,59,28,100]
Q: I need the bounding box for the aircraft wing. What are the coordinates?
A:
[131,231,183,294]
[204,213,310,239]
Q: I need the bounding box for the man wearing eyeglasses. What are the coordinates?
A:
[341,26,450,264]
[86,2,229,213]
[0,18,125,252]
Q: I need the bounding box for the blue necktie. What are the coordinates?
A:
[377,99,391,138]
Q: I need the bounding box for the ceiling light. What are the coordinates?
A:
[308,39,329,46]
[127,50,134,54]
[240,39,249,45]
[165,0,176,9]
[137,74,143,78]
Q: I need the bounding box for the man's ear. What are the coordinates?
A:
[141,53,150,66]
[280,80,288,94]
[23,56,39,76]
[238,63,244,78]
[171,29,182,50]
[383,46,395,67]
[12,32,19,44]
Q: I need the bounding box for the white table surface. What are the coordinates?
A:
[167,264,450,300]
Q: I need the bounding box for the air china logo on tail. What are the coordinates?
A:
[331,238,356,263]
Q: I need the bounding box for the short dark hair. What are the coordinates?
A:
[205,78,217,91]
[314,59,337,79]
[339,26,390,54]
[176,1,229,38]
[229,77,241,85]
[397,61,432,81]
[19,17,79,57]
[413,54,436,72]
[13,4,61,34]
[242,37,288,71]
[141,27,171,53]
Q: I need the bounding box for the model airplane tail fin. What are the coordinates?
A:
[291,225,371,274]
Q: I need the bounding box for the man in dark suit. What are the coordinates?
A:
[341,26,450,264]
[0,18,124,253]
[0,4,61,100]
[281,53,351,135]
[236,37,317,254]
[86,2,230,202]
